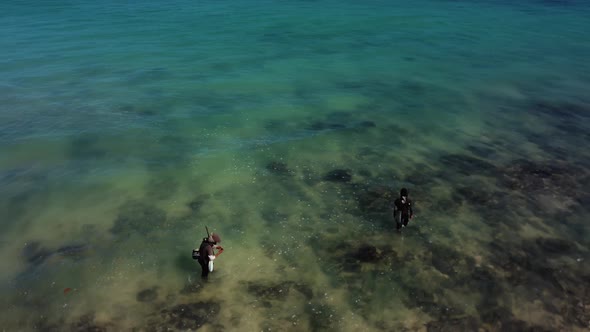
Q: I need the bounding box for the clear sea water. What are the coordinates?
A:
[1,0,589,331]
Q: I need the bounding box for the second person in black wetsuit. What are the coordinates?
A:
[393,188,413,231]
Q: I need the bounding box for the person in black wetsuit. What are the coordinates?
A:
[393,188,413,231]
[192,233,223,278]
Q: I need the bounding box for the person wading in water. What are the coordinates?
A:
[393,188,414,232]
[192,228,224,279]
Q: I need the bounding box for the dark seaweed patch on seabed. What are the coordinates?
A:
[260,207,289,225]
[55,243,90,260]
[454,182,505,207]
[21,241,52,266]
[497,159,582,192]
[144,301,221,331]
[438,153,497,176]
[429,243,472,277]
[265,161,293,176]
[137,286,159,303]
[484,236,590,329]
[326,183,398,228]
[529,100,590,146]
[37,311,115,331]
[187,194,210,213]
[401,278,475,326]
[246,280,313,302]
[353,185,394,214]
[116,103,159,117]
[317,240,401,281]
[305,300,338,331]
[304,110,379,134]
[524,131,572,160]
[466,143,497,159]
[495,158,588,220]
[19,241,92,275]
[307,121,346,131]
[420,240,575,331]
[426,316,480,332]
[71,313,112,332]
[323,169,352,183]
[402,287,443,317]
[532,100,590,121]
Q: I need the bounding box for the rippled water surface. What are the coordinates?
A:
[1,0,589,331]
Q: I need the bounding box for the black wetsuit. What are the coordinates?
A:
[393,197,413,230]
[197,238,215,278]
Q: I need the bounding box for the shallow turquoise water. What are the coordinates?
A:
[1,0,590,331]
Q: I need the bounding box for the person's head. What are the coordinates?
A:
[400,188,408,198]
[208,233,221,244]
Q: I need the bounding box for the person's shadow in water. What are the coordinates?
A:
[175,251,199,273]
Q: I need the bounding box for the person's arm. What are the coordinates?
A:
[214,245,224,258]
[409,201,414,219]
